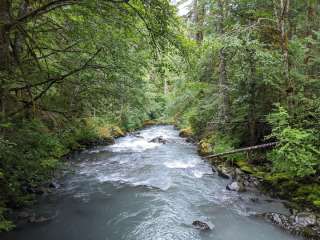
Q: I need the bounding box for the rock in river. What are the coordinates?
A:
[192,220,211,231]
[226,181,246,192]
[149,136,167,144]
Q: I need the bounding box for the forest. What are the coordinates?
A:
[0,0,319,238]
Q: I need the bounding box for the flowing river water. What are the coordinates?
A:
[1,125,302,240]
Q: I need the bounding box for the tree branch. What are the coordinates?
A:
[8,48,103,117]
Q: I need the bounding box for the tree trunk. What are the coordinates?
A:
[218,48,229,123]
[0,87,5,121]
[217,0,229,124]
[191,0,205,43]
[190,0,198,40]
[196,1,204,43]
[274,0,293,112]
[206,142,278,159]
[164,78,168,95]
[247,49,257,145]
[13,0,29,64]
[0,0,11,70]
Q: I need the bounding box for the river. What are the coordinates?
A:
[1,125,302,240]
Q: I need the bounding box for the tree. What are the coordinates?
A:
[273,0,294,113]
[216,0,230,125]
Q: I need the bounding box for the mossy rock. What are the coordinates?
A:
[158,118,175,125]
[143,120,158,127]
[110,126,125,138]
[296,184,320,197]
[198,139,213,156]
[275,181,300,199]
[313,200,320,207]
[253,171,268,178]
[179,128,193,138]
[98,126,125,139]
[98,127,111,138]
[234,160,256,174]
[264,173,291,183]
[295,184,320,208]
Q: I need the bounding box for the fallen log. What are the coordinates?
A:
[206,142,278,159]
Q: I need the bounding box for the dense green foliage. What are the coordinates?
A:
[167,0,320,179]
[0,0,180,230]
[267,106,319,177]
[162,0,320,210]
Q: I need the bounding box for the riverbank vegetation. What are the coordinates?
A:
[167,0,320,213]
[0,0,320,232]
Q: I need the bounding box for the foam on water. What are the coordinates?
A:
[108,137,161,153]
[164,160,198,169]
[192,170,205,178]
[0,125,302,240]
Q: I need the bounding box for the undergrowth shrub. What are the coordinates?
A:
[267,105,320,177]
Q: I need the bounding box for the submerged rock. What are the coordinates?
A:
[149,136,167,144]
[131,132,143,138]
[192,220,211,231]
[28,211,59,224]
[17,211,33,219]
[29,216,51,223]
[226,181,246,192]
[250,197,260,203]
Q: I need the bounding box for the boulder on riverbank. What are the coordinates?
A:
[179,128,193,138]
[198,139,213,156]
[295,212,317,227]
[216,165,233,179]
[258,212,320,239]
[110,126,125,138]
[214,163,260,192]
